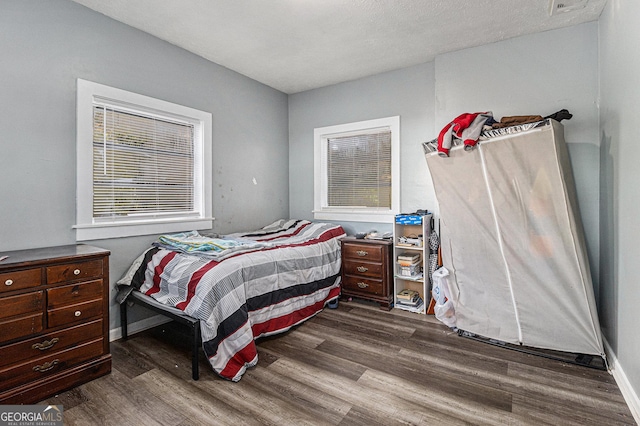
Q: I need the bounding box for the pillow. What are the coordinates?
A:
[116,248,152,286]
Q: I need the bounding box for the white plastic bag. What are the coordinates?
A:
[431,267,457,328]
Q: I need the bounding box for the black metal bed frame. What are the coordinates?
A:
[120,291,202,380]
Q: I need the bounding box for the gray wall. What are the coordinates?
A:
[288,24,600,285]
[0,0,289,332]
[599,0,640,406]
[434,22,601,296]
[288,62,436,236]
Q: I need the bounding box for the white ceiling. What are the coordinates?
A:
[70,0,606,94]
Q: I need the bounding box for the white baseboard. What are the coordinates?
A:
[109,314,172,342]
[603,337,640,424]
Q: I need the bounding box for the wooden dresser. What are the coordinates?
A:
[341,237,393,310]
[0,245,111,404]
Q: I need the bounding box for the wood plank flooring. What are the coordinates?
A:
[41,301,636,425]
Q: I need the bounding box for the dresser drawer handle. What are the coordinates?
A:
[357,282,369,289]
[356,266,368,273]
[74,310,82,317]
[4,279,13,286]
[33,359,59,373]
[356,250,368,257]
[32,338,60,351]
[73,269,81,275]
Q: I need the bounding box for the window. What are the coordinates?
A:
[314,116,400,222]
[75,79,212,240]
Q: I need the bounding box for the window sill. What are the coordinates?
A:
[313,210,396,223]
[74,217,214,241]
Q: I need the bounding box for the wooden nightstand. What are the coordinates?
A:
[341,237,393,310]
[0,245,111,404]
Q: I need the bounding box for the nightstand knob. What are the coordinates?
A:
[356,266,368,273]
[74,310,82,317]
[357,282,369,288]
[4,279,13,286]
[356,250,368,257]
[73,269,81,275]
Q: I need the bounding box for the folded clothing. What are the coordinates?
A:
[155,230,272,260]
[492,115,543,129]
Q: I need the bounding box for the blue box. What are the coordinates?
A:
[395,215,423,225]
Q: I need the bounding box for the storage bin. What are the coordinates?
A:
[397,261,421,277]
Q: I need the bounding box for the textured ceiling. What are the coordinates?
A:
[70,0,606,94]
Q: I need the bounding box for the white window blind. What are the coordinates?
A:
[92,105,197,221]
[327,130,392,208]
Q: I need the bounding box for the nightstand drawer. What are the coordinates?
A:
[0,269,41,294]
[0,313,43,344]
[342,275,384,296]
[47,279,103,308]
[47,298,103,328]
[46,260,103,285]
[343,260,383,279]
[0,319,103,368]
[0,291,43,319]
[0,338,104,392]
[343,243,384,262]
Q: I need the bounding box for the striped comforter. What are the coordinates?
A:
[122,220,345,381]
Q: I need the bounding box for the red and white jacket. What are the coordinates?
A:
[437,112,493,157]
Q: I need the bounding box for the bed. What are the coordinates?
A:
[117,219,345,382]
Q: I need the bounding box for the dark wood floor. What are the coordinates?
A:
[42,301,635,425]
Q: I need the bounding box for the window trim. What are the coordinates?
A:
[75,79,213,241]
[313,116,400,223]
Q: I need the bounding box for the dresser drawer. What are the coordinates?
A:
[0,319,103,369]
[0,291,44,319]
[342,275,384,296]
[0,338,104,392]
[47,279,103,308]
[46,259,103,285]
[0,314,43,344]
[343,243,384,262]
[343,260,383,279]
[47,298,103,328]
[0,269,41,294]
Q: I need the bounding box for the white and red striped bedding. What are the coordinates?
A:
[120,220,345,381]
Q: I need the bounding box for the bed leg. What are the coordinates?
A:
[192,320,200,380]
[120,301,128,341]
